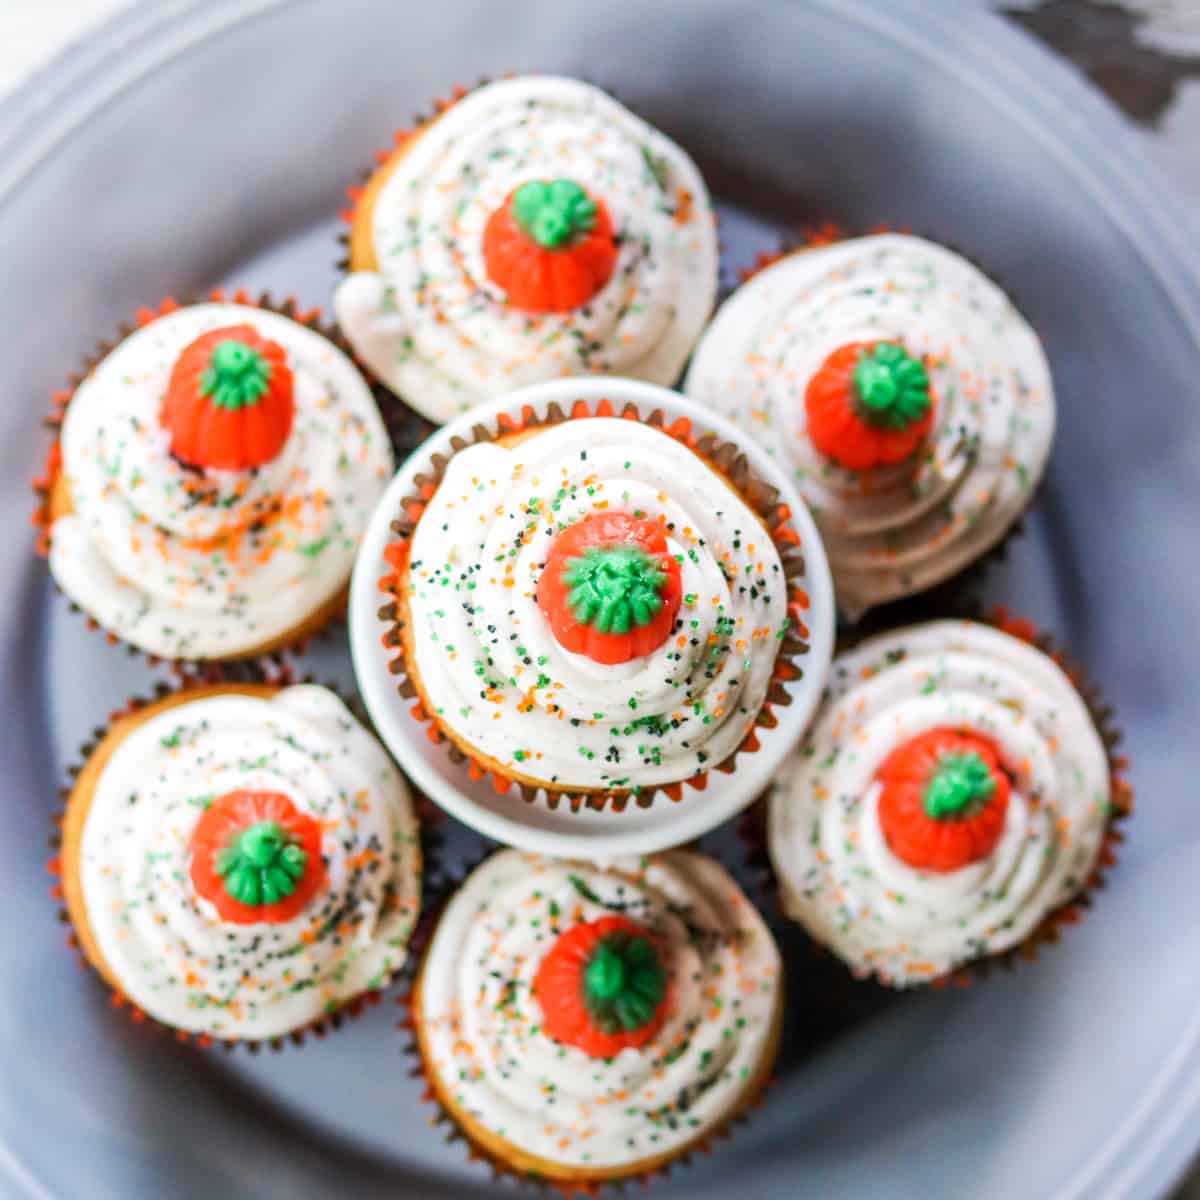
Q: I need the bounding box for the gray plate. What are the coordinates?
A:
[4,1,1200,1197]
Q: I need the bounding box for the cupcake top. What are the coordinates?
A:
[395,415,793,795]
[49,302,393,659]
[335,76,718,423]
[768,621,1111,986]
[77,686,420,1039]
[418,849,780,1169]
[685,234,1055,616]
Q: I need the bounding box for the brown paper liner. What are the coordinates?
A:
[30,289,402,667]
[744,608,1133,990]
[46,666,441,1051]
[376,396,815,812]
[730,220,1043,627]
[395,851,781,1195]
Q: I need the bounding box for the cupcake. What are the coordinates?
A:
[767,619,1131,987]
[378,391,826,810]
[335,75,718,423]
[409,848,782,1184]
[36,296,394,661]
[54,682,421,1042]
[685,234,1055,618]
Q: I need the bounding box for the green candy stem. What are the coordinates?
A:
[214,819,307,907]
[585,942,629,1001]
[561,544,666,634]
[200,339,272,410]
[511,179,597,249]
[923,751,997,820]
[582,930,665,1035]
[852,341,931,431]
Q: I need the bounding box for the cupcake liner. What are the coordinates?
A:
[395,850,778,1196]
[745,608,1133,989]
[47,666,442,1052]
[31,288,407,667]
[727,220,1046,628]
[376,396,814,813]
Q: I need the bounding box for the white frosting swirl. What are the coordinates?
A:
[50,303,393,659]
[335,76,718,423]
[401,418,791,792]
[78,686,421,1039]
[685,235,1055,616]
[418,849,780,1169]
[768,621,1110,986]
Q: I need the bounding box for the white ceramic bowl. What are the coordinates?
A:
[349,378,836,857]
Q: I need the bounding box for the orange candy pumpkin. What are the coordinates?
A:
[533,915,669,1058]
[536,512,682,665]
[162,324,295,471]
[189,790,325,925]
[875,728,1011,873]
[482,178,618,313]
[805,340,935,471]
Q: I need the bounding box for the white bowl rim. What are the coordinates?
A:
[349,376,836,858]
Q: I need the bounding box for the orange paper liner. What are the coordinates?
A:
[743,607,1133,990]
[29,289,399,667]
[394,860,777,1197]
[376,396,815,813]
[46,664,443,1052]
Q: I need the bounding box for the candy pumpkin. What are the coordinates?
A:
[189,790,325,925]
[875,728,1011,873]
[162,324,295,471]
[805,339,934,470]
[482,178,618,313]
[533,915,669,1057]
[536,511,682,665]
